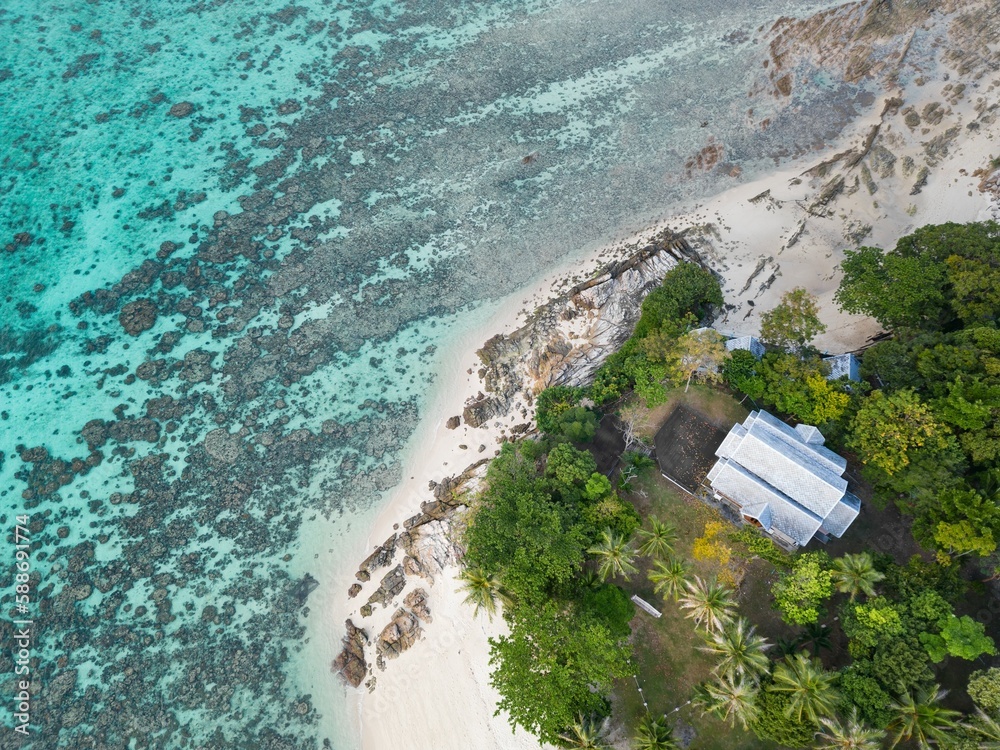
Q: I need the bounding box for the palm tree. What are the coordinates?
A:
[648,556,691,602]
[888,684,960,749]
[588,529,638,582]
[699,617,771,682]
[771,653,839,725]
[557,714,610,749]
[797,622,833,655]
[637,517,677,560]
[963,706,1000,749]
[775,636,800,657]
[693,675,760,730]
[456,567,511,620]
[633,713,679,750]
[678,576,736,633]
[831,553,885,600]
[815,708,886,750]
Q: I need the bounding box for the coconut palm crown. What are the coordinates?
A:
[771,652,840,725]
[456,567,511,620]
[831,552,885,600]
[648,556,691,602]
[815,707,886,750]
[694,674,760,730]
[587,529,639,582]
[637,516,678,560]
[699,617,771,682]
[888,684,960,749]
[678,576,737,633]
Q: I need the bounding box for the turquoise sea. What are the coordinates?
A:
[0,0,876,746]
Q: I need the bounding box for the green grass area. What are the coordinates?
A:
[610,387,782,749]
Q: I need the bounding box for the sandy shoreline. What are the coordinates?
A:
[327,27,1000,750]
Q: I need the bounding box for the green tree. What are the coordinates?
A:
[760,287,827,351]
[545,442,599,492]
[678,576,737,633]
[969,668,1000,712]
[842,596,905,654]
[633,713,679,750]
[962,707,1000,750]
[664,328,729,392]
[457,567,512,620]
[771,653,840,726]
[836,222,1000,330]
[750,683,817,747]
[557,714,611,749]
[648,557,691,602]
[579,584,635,639]
[536,386,584,434]
[772,551,834,626]
[489,600,633,745]
[636,517,677,560]
[587,529,638,582]
[815,708,886,750]
[699,617,771,683]
[839,665,893,728]
[465,443,587,604]
[836,245,949,330]
[583,473,613,502]
[722,348,765,398]
[887,684,960,749]
[694,675,760,730]
[848,388,949,476]
[831,552,885,600]
[934,519,997,558]
[937,614,996,661]
[633,263,724,339]
[554,406,600,443]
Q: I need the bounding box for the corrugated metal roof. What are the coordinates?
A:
[706,410,859,547]
[823,353,861,382]
[795,424,824,445]
[725,335,765,359]
[708,459,824,546]
[731,412,846,518]
[819,492,861,538]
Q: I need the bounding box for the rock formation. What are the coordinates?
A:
[332,619,368,688]
[376,608,421,661]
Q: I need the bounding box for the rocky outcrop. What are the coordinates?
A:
[376,608,421,661]
[365,564,406,612]
[398,521,461,585]
[465,231,699,427]
[403,588,432,623]
[332,619,368,687]
[356,533,397,581]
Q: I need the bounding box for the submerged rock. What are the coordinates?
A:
[118,299,158,335]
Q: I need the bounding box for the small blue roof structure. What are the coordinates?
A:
[725,335,765,360]
[706,410,860,549]
[823,353,861,382]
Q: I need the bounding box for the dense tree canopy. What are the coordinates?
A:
[489,600,633,744]
[759,287,827,351]
[835,221,1000,330]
